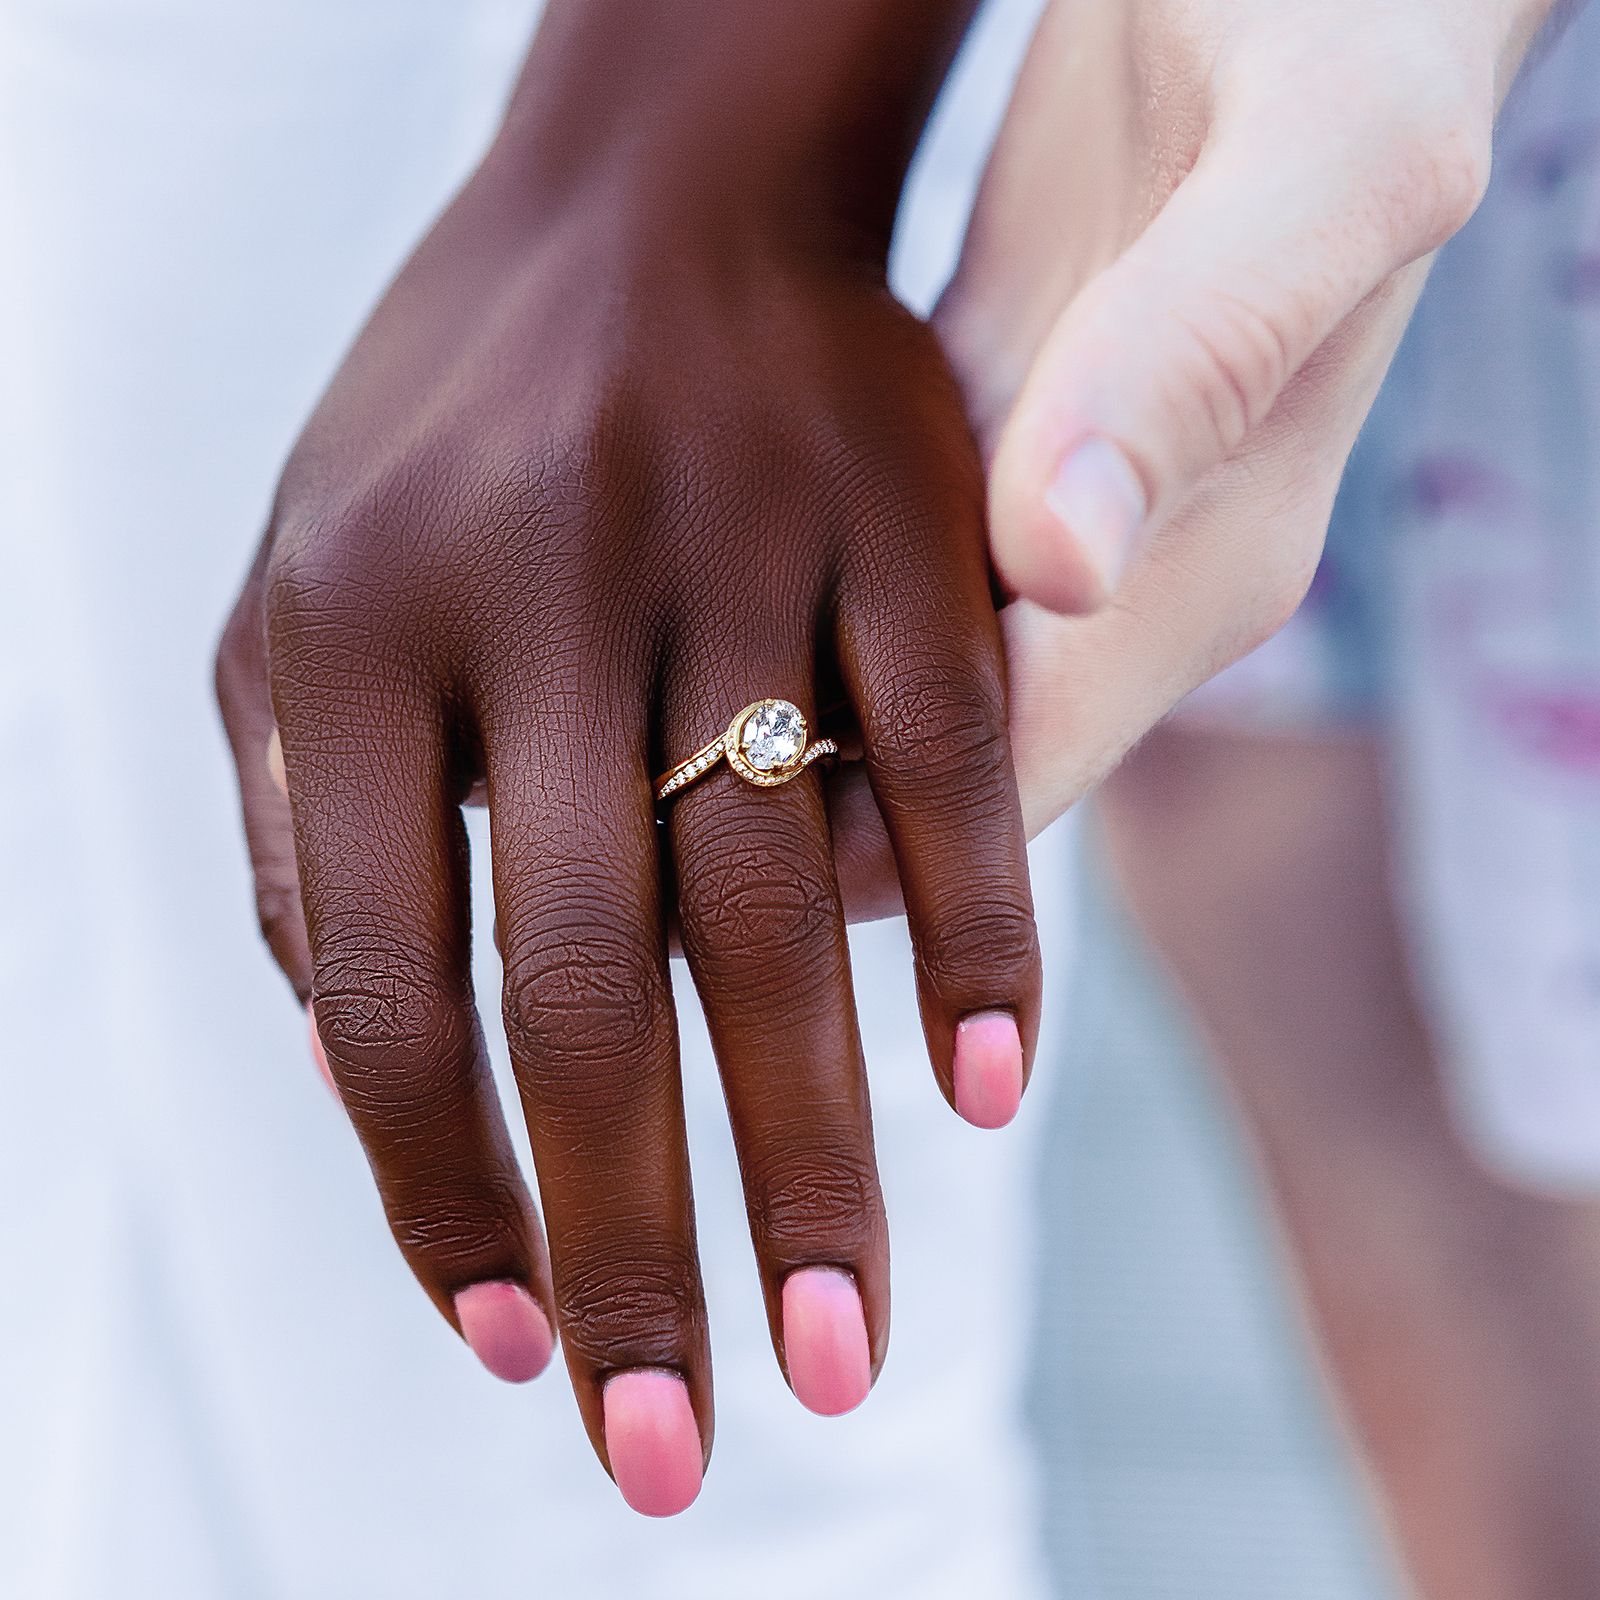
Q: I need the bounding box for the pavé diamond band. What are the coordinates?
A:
[655,698,838,805]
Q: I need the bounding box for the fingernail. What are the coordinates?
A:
[1044,437,1147,589]
[953,1011,1025,1129]
[453,1281,556,1384]
[782,1267,872,1417]
[307,1003,336,1094]
[603,1370,704,1517]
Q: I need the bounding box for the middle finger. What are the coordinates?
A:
[480,685,711,1519]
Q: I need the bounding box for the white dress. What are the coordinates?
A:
[0,1,1072,1595]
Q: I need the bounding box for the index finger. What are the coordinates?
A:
[274,661,557,1387]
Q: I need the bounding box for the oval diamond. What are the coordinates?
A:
[739,700,806,772]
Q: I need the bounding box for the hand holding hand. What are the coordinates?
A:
[839,0,1555,879]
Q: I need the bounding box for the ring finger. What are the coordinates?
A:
[662,648,888,1418]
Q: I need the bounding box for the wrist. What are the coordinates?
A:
[479,0,978,259]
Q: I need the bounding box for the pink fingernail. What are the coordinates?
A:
[454,1281,556,1384]
[953,1011,1025,1129]
[307,1003,336,1094]
[1045,437,1147,588]
[603,1370,704,1517]
[782,1267,872,1417]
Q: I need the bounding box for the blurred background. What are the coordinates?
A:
[1033,853,1392,1600]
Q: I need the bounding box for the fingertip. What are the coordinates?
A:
[953,1010,1025,1129]
[781,1267,873,1417]
[453,1280,556,1384]
[603,1370,704,1517]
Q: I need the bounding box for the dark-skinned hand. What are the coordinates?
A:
[215,0,1037,1519]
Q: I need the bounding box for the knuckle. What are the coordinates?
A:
[311,944,466,1106]
[383,1178,528,1274]
[1163,291,1295,460]
[882,726,1016,838]
[315,950,448,1057]
[916,899,1041,1004]
[264,514,354,622]
[263,527,388,682]
[501,919,671,1088]
[1377,108,1492,253]
[556,1242,701,1367]
[680,819,840,982]
[747,1148,881,1259]
[870,655,1009,788]
[1246,557,1318,654]
[1219,494,1328,661]
[264,477,458,648]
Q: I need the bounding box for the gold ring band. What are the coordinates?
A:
[655,698,838,804]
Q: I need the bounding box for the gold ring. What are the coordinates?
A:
[655,698,838,804]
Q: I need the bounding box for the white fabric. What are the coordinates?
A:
[0,0,1074,1595]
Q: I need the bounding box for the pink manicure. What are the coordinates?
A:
[603,1370,704,1517]
[454,1281,556,1384]
[953,1011,1025,1129]
[307,1003,336,1094]
[782,1267,872,1417]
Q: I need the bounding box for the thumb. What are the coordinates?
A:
[987,111,1488,613]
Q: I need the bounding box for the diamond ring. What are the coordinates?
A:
[655,698,838,805]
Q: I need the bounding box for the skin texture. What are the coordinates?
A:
[1104,729,1600,1599]
[214,0,1039,1514]
[829,0,1561,907]
[971,0,1554,614]
[213,0,1560,1519]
